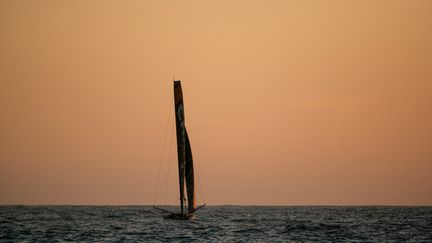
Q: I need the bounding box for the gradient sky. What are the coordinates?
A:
[1,0,431,205]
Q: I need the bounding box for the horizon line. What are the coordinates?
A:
[1,204,431,207]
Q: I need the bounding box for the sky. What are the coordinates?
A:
[0,0,431,205]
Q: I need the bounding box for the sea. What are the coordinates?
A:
[1,206,431,242]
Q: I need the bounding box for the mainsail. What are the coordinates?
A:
[173,80,195,214]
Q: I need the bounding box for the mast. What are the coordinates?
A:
[173,80,186,214]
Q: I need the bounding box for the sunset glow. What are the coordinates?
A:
[1,0,431,205]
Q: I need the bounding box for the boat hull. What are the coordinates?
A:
[163,213,194,220]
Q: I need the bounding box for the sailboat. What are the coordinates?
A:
[153,80,205,220]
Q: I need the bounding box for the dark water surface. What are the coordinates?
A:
[1,206,431,241]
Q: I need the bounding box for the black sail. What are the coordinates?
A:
[173,80,196,214]
[173,80,186,214]
[185,130,196,212]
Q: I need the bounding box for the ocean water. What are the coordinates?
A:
[1,206,431,242]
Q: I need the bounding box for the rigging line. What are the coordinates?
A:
[163,118,176,205]
[152,92,173,206]
[158,94,175,205]
[195,161,207,204]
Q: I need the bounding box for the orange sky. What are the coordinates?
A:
[1,0,431,205]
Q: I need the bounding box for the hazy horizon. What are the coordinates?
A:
[2,203,432,206]
[1,0,431,206]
